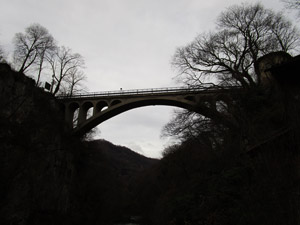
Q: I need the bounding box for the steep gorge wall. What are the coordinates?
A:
[0,64,77,225]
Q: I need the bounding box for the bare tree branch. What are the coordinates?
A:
[13,23,56,77]
[173,3,299,90]
[47,46,85,95]
[167,3,300,143]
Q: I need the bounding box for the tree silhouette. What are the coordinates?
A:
[13,23,56,78]
[282,0,300,16]
[62,67,87,96]
[0,45,5,62]
[173,3,299,89]
[166,3,300,142]
[12,24,86,95]
[47,46,85,95]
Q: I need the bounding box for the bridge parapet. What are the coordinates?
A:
[56,85,225,99]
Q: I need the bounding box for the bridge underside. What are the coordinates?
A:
[66,97,197,136]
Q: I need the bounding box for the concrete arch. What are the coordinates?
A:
[110,99,122,106]
[95,101,109,113]
[68,102,80,111]
[78,101,94,124]
[65,102,80,128]
[185,96,196,102]
[72,97,195,136]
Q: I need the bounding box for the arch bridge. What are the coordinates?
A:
[57,86,237,136]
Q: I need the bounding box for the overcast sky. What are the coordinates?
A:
[0,0,293,158]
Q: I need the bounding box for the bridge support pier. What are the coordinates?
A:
[65,107,75,130]
[78,107,88,126]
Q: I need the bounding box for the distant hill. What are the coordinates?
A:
[83,139,158,179]
[71,139,158,225]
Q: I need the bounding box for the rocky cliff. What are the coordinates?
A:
[0,63,77,225]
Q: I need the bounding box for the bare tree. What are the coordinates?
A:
[282,0,300,13]
[61,67,87,96]
[166,3,300,143]
[282,0,300,18]
[13,24,56,77]
[0,45,6,62]
[47,46,85,95]
[12,24,87,95]
[35,36,56,86]
[173,3,299,89]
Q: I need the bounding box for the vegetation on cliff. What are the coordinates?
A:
[2,23,86,96]
[135,83,300,224]
[132,3,300,224]
[0,63,77,225]
[0,63,156,225]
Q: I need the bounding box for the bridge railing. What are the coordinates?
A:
[57,84,237,99]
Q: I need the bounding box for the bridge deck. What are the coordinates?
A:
[57,85,236,100]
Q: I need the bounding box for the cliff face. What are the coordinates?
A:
[0,64,159,225]
[0,64,77,225]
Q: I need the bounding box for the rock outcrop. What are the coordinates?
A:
[0,63,77,225]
